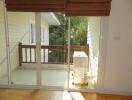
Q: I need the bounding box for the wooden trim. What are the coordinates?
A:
[18,44,89,65]
[68,0,112,3]
[18,42,22,66]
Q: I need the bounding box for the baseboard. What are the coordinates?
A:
[0,84,132,96]
[98,89,132,96]
[68,88,132,96]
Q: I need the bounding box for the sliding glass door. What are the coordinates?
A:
[0,10,69,88]
[40,12,68,88]
[68,16,101,90]
[7,12,37,85]
[67,16,89,89]
[0,5,100,90]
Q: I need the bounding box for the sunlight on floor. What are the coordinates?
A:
[70,92,85,100]
[63,91,85,100]
[63,91,72,100]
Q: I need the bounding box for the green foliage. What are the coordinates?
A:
[70,16,88,45]
[49,13,88,45]
[49,13,88,63]
[49,13,67,45]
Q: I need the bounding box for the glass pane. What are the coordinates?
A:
[69,16,100,89]
[0,1,8,85]
[41,12,68,87]
[8,12,37,85]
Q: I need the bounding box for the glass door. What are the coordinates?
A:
[7,12,37,86]
[40,12,68,88]
[68,16,100,90]
[68,16,89,89]
[1,4,101,90]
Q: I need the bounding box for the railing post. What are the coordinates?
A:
[87,44,89,56]
[19,42,22,66]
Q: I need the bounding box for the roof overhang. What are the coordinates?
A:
[41,12,60,25]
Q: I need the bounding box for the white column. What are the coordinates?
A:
[35,13,42,87]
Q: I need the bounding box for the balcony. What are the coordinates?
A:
[18,43,89,66]
[0,43,97,89]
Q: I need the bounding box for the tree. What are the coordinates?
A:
[49,13,88,45]
[70,16,88,45]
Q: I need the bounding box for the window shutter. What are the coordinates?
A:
[65,0,112,16]
[5,0,112,16]
[5,0,65,12]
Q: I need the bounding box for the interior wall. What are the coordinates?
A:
[103,0,132,93]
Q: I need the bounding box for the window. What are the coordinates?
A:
[30,23,45,44]
[30,23,35,43]
[41,26,45,43]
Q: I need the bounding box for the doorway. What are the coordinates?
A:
[0,4,101,90]
[67,16,101,90]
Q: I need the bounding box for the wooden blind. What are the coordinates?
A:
[65,0,112,16]
[5,0,65,12]
[5,0,112,16]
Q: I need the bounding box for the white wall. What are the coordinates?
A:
[103,0,132,94]
[0,11,34,78]
[87,17,100,79]
[88,17,101,58]
[7,12,34,73]
[41,18,49,62]
[41,18,49,46]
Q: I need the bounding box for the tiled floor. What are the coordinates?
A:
[0,69,68,87]
[0,65,96,89]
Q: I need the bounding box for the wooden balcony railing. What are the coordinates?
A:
[19,43,89,66]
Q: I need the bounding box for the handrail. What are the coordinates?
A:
[18,42,89,66]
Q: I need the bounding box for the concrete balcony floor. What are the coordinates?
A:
[0,64,96,89]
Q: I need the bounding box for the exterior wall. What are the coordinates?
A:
[41,18,49,46]
[87,17,101,87]
[7,12,34,73]
[0,2,49,78]
[103,0,132,93]
[42,21,49,62]
[88,17,101,58]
